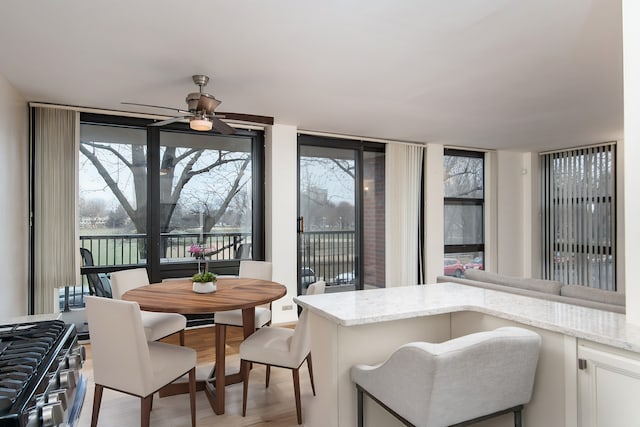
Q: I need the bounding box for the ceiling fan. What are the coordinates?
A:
[122,74,274,135]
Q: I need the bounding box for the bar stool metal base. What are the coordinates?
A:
[356,384,524,427]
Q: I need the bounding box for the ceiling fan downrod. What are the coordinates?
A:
[192,74,209,91]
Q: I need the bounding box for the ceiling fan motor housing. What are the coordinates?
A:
[186,92,221,113]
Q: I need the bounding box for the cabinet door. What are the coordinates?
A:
[578,344,640,427]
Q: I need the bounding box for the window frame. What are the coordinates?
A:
[78,112,265,283]
[443,148,485,260]
[296,133,385,293]
[539,143,616,290]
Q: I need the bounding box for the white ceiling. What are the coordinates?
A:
[0,0,623,152]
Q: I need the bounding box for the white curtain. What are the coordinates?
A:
[385,144,424,287]
[33,107,79,314]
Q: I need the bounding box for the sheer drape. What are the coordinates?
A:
[385,144,424,287]
[33,107,79,313]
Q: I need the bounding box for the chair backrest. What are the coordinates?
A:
[80,248,112,298]
[305,280,326,295]
[85,296,153,396]
[351,327,541,427]
[110,268,150,299]
[239,261,273,310]
[238,260,272,281]
[289,309,311,364]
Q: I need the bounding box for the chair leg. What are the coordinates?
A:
[91,384,103,427]
[514,407,522,427]
[306,353,316,396]
[141,395,152,427]
[292,368,302,425]
[189,367,196,427]
[266,365,271,388]
[357,387,364,427]
[242,359,251,417]
[179,329,185,346]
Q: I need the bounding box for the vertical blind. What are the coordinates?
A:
[540,143,616,290]
[33,107,79,313]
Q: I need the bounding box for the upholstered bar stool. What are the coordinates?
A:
[350,327,541,427]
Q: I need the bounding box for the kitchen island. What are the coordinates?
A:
[294,282,640,427]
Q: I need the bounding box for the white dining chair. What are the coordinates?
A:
[85,296,196,427]
[110,268,186,345]
[350,326,541,427]
[239,280,325,425]
[214,261,273,329]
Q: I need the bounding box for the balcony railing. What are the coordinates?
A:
[79,232,251,267]
[300,230,356,286]
[66,230,356,309]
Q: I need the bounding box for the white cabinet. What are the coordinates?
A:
[578,342,640,427]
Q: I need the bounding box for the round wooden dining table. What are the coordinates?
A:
[122,277,287,415]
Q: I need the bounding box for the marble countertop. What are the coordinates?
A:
[294,282,640,353]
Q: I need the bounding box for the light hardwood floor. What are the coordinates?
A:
[77,325,314,426]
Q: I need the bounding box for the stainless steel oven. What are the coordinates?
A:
[0,320,85,427]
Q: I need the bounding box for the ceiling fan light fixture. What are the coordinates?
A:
[190,117,213,131]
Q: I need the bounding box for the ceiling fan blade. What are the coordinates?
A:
[122,102,190,115]
[210,116,236,135]
[149,116,190,127]
[216,112,274,125]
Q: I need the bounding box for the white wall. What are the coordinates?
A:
[496,151,527,276]
[423,144,444,284]
[265,124,299,323]
[623,0,640,325]
[0,74,28,317]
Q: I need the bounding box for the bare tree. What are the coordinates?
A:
[182,157,251,231]
[443,155,483,198]
[443,155,484,246]
[80,141,252,261]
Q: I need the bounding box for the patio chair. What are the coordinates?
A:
[80,248,112,298]
[234,243,252,259]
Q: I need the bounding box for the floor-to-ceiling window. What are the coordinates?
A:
[297,135,385,293]
[443,149,485,277]
[76,113,264,303]
[540,143,616,290]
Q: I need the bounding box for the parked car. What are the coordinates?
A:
[443,258,465,277]
[334,271,355,285]
[301,267,317,289]
[464,256,484,270]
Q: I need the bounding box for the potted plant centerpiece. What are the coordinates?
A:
[192,271,218,294]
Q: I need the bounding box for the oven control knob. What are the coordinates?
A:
[59,369,76,389]
[71,345,86,361]
[66,353,83,370]
[47,389,68,411]
[41,402,64,427]
[26,408,40,427]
